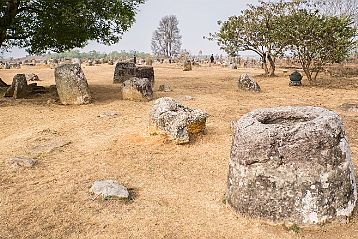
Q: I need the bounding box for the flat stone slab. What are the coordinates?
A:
[8,157,37,168]
[28,139,71,155]
[91,180,129,199]
[99,111,120,118]
[340,103,358,112]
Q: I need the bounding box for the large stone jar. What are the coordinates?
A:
[227,106,357,225]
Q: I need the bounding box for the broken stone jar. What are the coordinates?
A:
[227,106,357,225]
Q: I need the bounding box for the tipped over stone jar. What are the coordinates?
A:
[227,106,357,225]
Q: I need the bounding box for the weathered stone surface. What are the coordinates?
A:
[113,62,136,84]
[113,62,155,87]
[158,84,172,92]
[27,73,40,81]
[183,60,192,71]
[340,103,358,112]
[136,66,154,86]
[150,97,208,144]
[228,106,357,225]
[122,77,153,101]
[237,74,261,92]
[4,74,30,99]
[91,180,129,199]
[0,78,8,87]
[54,64,91,105]
[8,157,37,168]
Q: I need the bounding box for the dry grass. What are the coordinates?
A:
[0,64,358,239]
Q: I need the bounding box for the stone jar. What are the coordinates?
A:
[227,106,357,225]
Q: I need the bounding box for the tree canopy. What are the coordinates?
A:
[278,8,356,83]
[151,15,182,58]
[0,0,144,54]
[209,1,295,76]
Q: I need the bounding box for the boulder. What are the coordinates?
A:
[27,73,40,81]
[237,74,261,92]
[183,60,192,71]
[136,66,154,86]
[90,180,129,199]
[113,62,136,84]
[150,97,208,144]
[122,77,153,101]
[54,64,91,105]
[227,106,357,225]
[4,74,30,99]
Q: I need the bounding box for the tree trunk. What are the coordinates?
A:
[262,56,269,76]
[267,54,276,77]
[302,66,312,84]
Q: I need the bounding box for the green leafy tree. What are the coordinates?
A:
[0,0,144,54]
[278,8,357,83]
[209,1,295,76]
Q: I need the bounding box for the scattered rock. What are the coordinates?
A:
[86,60,93,66]
[237,74,261,92]
[228,106,357,225]
[150,97,208,144]
[158,84,172,92]
[230,63,238,69]
[99,111,120,118]
[8,157,37,168]
[122,77,153,101]
[54,64,91,105]
[340,103,358,112]
[4,74,30,99]
[27,73,40,81]
[183,60,192,71]
[90,180,129,199]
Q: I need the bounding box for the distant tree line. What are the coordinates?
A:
[48,50,151,60]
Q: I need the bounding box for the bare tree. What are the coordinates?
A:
[151,15,182,58]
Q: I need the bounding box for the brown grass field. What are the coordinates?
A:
[0,64,358,239]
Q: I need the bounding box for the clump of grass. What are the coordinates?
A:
[289,224,301,233]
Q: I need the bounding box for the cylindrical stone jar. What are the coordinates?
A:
[227,106,357,225]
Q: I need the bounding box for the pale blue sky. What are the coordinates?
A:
[2,0,254,58]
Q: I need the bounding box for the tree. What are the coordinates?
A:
[0,0,144,54]
[151,15,182,58]
[311,0,358,29]
[209,1,296,76]
[278,8,356,83]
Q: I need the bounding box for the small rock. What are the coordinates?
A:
[340,103,358,112]
[183,60,192,71]
[8,157,37,168]
[237,74,261,92]
[158,84,172,92]
[176,95,193,101]
[27,73,40,81]
[99,111,120,118]
[90,180,129,199]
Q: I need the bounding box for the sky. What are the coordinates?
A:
[2,0,254,58]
